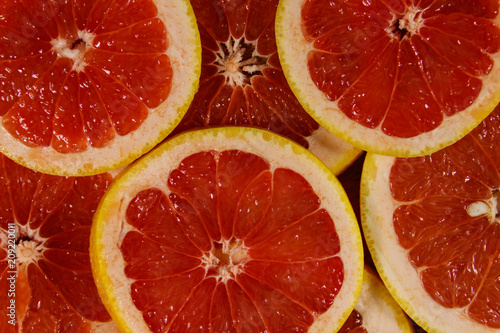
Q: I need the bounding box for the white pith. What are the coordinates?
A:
[14,224,45,266]
[0,0,201,176]
[276,0,500,157]
[361,154,500,333]
[17,240,43,265]
[90,321,121,333]
[386,6,424,41]
[214,37,268,87]
[50,30,95,72]
[91,127,363,333]
[306,126,363,175]
[201,239,249,283]
[354,268,413,333]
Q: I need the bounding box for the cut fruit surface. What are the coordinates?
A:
[276,0,500,157]
[0,153,119,332]
[90,126,363,333]
[0,0,200,176]
[361,104,500,332]
[339,267,414,333]
[171,0,361,175]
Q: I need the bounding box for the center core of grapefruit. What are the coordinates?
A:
[17,239,44,265]
[215,37,269,87]
[51,30,94,72]
[16,225,45,266]
[389,7,423,41]
[206,239,249,281]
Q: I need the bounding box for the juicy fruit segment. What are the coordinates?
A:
[172,0,361,174]
[0,0,200,176]
[0,154,118,332]
[91,127,363,333]
[277,0,500,157]
[361,105,500,331]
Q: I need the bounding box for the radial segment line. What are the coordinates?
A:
[244,208,324,249]
[241,266,316,314]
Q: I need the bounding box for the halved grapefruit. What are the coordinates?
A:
[361,103,500,332]
[90,126,363,333]
[0,153,119,332]
[171,0,361,175]
[0,0,200,176]
[276,0,500,157]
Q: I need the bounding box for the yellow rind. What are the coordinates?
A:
[90,126,364,333]
[90,193,133,333]
[275,0,500,158]
[0,0,202,177]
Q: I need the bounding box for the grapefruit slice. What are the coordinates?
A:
[339,267,414,333]
[0,153,119,332]
[361,103,500,331]
[90,126,363,333]
[276,0,500,157]
[0,0,200,176]
[170,0,361,175]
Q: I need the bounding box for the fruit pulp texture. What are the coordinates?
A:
[302,0,500,138]
[0,153,113,331]
[1,0,172,153]
[173,0,320,148]
[390,104,500,327]
[338,309,367,333]
[121,149,345,333]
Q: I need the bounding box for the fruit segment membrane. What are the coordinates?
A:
[390,104,500,327]
[0,154,113,331]
[302,0,500,138]
[120,149,345,332]
[0,0,172,153]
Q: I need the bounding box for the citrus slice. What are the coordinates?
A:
[361,103,500,331]
[0,153,119,332]
[276,0,500,157]
[339,267,414,333]
[0,0,200,176]
[90,126,363,333]
[170,0,361,175]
